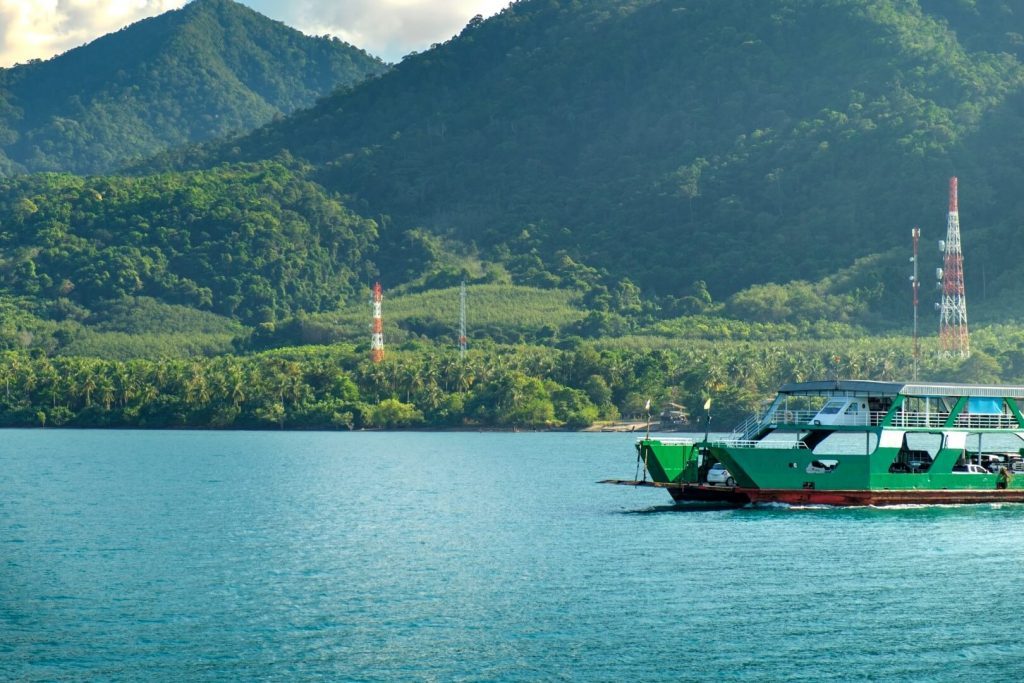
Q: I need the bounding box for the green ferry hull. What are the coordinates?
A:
[625,380,1024,507]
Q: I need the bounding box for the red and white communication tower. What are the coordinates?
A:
[937,176,970,358]
[370,282,384,363]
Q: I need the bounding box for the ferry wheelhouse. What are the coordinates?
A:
[626,380,1024,506]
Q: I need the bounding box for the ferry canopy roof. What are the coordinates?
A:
[778,380,1024,399]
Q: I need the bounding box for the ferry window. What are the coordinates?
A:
[806,459,839,474]
[902,397,954,414]
[819,400,845,415]
[811,432,877,455]
[889,431,942,473]
[868,397,893,413]
[904,432,943,457]
[964,432,1024,469]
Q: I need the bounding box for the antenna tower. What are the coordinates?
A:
[910,227,920,380]
[458,281,468,358]
[371,282,384,363]
[937,177,969,358]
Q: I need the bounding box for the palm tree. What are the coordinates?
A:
[114,362,135,408]
[79,370,97,408]
[37,359,61,408]
[226,361,246,408]
[98,375,115,412]
[0,354,15,402]
[185,363,210,408]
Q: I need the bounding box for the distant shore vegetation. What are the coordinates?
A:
[0,328,1012,431]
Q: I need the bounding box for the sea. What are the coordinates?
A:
[3,429,1024,681]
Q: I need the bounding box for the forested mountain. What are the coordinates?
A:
[7,0,1024,426]
[153,0,1024,321]
[4,2,1024,349]
[0,0,386,175]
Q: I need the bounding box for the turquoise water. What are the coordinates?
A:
[3,429,1024,681]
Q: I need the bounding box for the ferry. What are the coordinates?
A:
[612,380,1024,506]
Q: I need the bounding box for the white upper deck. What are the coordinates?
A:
[737,379,1024,433]
[778,380,1024,400]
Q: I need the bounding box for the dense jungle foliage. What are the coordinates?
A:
[0,0,387,175]
[0,329,1018,430]
[0,162,378,324]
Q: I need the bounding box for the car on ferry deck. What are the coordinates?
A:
[707,462,735,487]
[952,464,989,474]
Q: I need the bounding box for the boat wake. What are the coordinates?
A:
[620,503,740,515]
[748,501,837,511]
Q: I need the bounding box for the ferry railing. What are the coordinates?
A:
[633,434,810,450]
[759,408,1024,429]
[731,409,821,438]
[887,412,1018,429]
[734,409,1020,432]
[889,411,950,428]
[765,409,821,425]
[758,408,888,427]
[637,436,695,445]
[733,413,763,440]
[709,437,809,449]
[953,414,1019,429]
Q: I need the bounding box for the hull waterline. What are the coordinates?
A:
[741,487,1024,506]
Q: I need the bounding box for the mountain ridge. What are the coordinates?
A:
[0,0,388,175]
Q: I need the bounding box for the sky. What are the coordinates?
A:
[0,0,509,68]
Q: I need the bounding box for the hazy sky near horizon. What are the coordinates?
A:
[0,0,508,68]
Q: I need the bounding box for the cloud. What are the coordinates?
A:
[0,0,507,68]
[0,0,186,67]
[245,0,508,62]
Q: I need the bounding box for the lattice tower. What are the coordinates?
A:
[938,177,969,358]
[371,282,384,363]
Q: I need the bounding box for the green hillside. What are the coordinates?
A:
[246,284,589,349]
[0,162,378,324]
[164,0,1024,321]
[0,0,386,175]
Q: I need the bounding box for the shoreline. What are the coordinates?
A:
[0,423,699,433]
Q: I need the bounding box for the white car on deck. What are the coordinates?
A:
[707,462,735,487]
[952,464,989,474]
